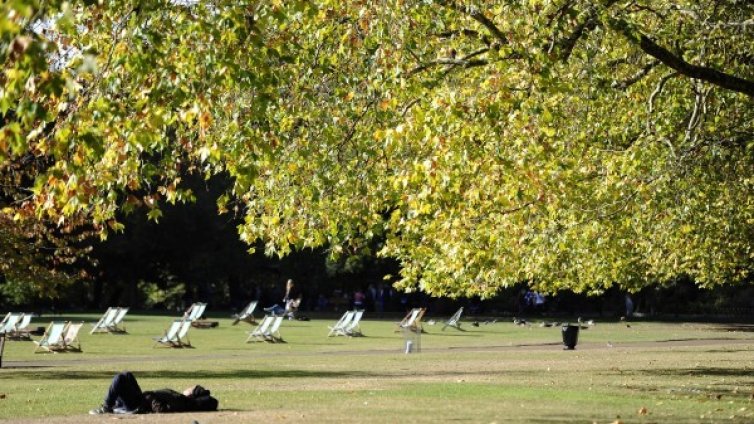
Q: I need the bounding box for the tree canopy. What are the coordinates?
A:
[2,1,754,298]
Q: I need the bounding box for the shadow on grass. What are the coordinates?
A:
[715,325,754,332]
[619,367,754,378]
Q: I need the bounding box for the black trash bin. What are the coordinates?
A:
[561,324,579,350]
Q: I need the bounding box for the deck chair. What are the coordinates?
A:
[232,301,258,325]
[109,307,129,333]
[344,310,365,336]
[246,315,274,342]
[0,313,22,334]
[397,308,426,333]
[9,313,33,339]
[176,320,192,347]
[153,320,184,348]
[264,316,285,342]
[328,311,354,337]
[187,303,217,328]
[34,321,68,353]
[91,307,118,334]
[442,307,464,331]
[62,322,84,351]
[0,312,12,330]
[183,303,207,322]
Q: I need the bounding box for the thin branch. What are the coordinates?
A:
[611,60,659,89]
[434,1,508,45]
[436,28,491,46]
[648,72,678,114]
[407,47,491,76]
[554,1,619,61]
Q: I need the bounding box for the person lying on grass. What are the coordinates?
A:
[89,371,218,414]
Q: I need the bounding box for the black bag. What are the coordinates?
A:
[185,385,218,411]
[190,394,219,411]
[143,389,191,413]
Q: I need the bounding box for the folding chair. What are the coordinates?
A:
[34,321,68,353]
[91,308,118,334]
[109,307,129,333]
[183,303,207,322]
[344,310,365,336]
[0,313,22,334]
[176,320,192,347]
[264,316,285,342]
[9,313,33,340]
[397,308,426,333]
[232,301,258,325]
[153,320,184,348]
[246,316,274,342]
[328,311,354,337]
[62,322,84,351]
[442,307,464,331]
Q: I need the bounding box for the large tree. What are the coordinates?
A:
[2,1,753,298]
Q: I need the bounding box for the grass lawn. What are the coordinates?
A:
[1,312,753,423]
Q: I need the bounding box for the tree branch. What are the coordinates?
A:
[611,60,658,89]
[408,48,491,76]
[612,21,754,97]
[434,1,508,45]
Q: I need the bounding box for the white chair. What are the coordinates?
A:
[62,322,84,351]
[91,308,118,334]
[176,320,192,347]
[184,303,207,322]
[154,320,184,348]
[398,308,426,333]
[344,310,364,336]
[246,316,274,342]
[109,307,129,333]
[9,313,33,339]
[264,316,285,342]
[232,301,258,325]
[34,321,68,353]
[328,311,354,337]
[0,313,22,334]
[442,307,464,331]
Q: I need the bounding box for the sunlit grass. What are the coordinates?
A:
[1,312,753,423]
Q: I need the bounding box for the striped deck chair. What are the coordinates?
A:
[34,321,68,353]
[183,303,207,322]
[62,322,84,351]
[232,301,258,325]
[153,320,184,348]
[344,310,365,337]
[246,316,274,343]
[328,311,354,337]
[264,316,285,342]
[176,320,192,347]
[109,307,129,333]
[397,308,426,333]
[91,307,118,334]
[0,313,22,334]
[9,313,33,340]
[442,307,464,331]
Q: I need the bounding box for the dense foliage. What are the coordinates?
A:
[2,1,753,299]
